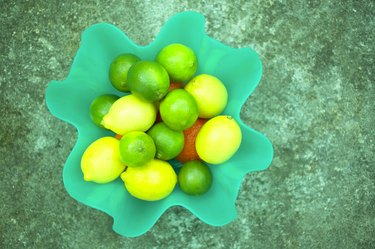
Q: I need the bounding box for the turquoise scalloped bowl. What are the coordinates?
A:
[45,11,273,237]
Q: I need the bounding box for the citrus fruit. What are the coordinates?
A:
[196,115,242,164]
[159,89,198,131]
[176,118,207,163]
[101,94,157,135]
[147,122,184,160]
[114,134,123,140]
[119,131,156,167]
[156,43,198,82]
[178,160,212,195]
[89,94,119,128]
[168,81,184,91]
[185,74,228,118]
[120,159,177,201]
[109,53,141,92]
[127,60,170,102]
[81,137,125,184]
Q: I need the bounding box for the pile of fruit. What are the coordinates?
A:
[81,43,242,201]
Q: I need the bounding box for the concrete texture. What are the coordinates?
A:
[1,0,374,248]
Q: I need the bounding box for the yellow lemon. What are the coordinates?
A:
[185,74,228,118]
[101,94,157,135]
[196,115,242,164]
[120,159,177,201]
[81,137,125,183]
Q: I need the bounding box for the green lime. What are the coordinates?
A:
[81,137,125,184]
[109,53,141,92]
[89,94,119,128]
[159,89,198,131]
[147,122,184,160]
[178,160,212,195]
[119,131,156,167]
[127,60,170,102]
[120,159,177,201]
[156,43,198,82]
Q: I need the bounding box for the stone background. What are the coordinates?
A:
[1,0,374,248]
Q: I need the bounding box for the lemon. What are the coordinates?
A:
[120,159,177,201]
[196,115,242,164]
[119,131,156,167]
[185,74,228,118]
[101,94,157,135]
[81,137,125,183]
[155,43,198,82]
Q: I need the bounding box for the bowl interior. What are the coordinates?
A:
[45,11,273,237]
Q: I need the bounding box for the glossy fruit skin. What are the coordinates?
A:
[159,89,199,131]
[101,94,157,135]
[120,159,177,201]
[81,137,125,184]
[127,60,170,102]
[156,43,198,82]
[178,160,212,195]
[147,122,184,160]
[196,115,242,164]
[109,53,141,92]
[119,131,156,167]
[185,74,228,118]
[89,94,119,128]
[176,118,207,163]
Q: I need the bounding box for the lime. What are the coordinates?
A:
[159,89,198,131]
[156,43,198,82]
[196,115,242,164]
[89,94,119,128]
[81,137,125,183]
[147,122,184,160]
[127,60,170,102]
[109,53,141,92]
[185,74,228,118]
[119,131,156,167]
[101,94,157,135]
[120,159,177,201]
[178,160,212,195]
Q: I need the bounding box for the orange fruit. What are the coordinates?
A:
[114,134,123,140]
[168,81,184,91]
[176,118,207,163]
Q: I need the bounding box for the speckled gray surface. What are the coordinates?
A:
[1,0,374,248]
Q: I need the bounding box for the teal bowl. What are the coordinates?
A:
[45,11,273,237]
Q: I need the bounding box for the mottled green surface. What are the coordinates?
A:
[1,0,374,248]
